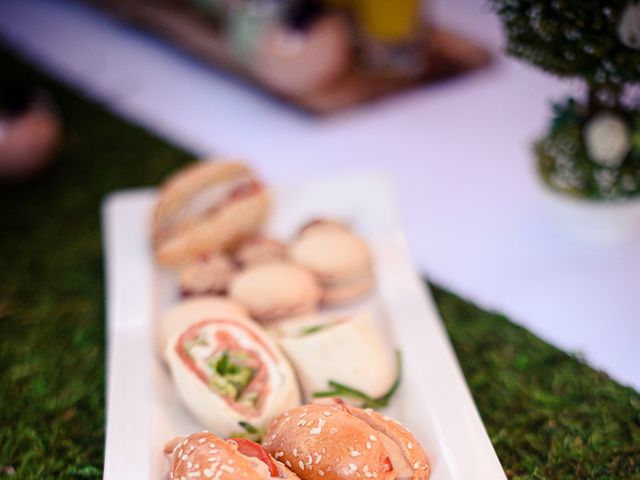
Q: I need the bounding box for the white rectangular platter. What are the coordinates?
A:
[102,172,506,480]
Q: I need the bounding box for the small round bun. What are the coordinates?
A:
[229,261,321,323]
[154,161,251,231]
[343,403,430,480]
[165,431,302,480]
[263,400,429,480]
[289,225,373,305]
[153,160,270,267]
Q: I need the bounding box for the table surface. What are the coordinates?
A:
[1,0,638,390]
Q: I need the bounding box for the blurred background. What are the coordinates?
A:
[0,0,638,392]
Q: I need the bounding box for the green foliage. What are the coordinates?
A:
[490,0,640,90]
[537,98,640,199]
[229,421,265,443]
[491,0,640,199]
[433,285,640,479]
[633,117,640,150]
[1,46,639,479]
[549,98,584,134]
[0,47,191,478]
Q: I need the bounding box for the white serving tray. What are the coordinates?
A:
[102,172,506,480]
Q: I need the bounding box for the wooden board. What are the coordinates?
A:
[83,0,492,115]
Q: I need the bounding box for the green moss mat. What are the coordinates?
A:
[0,45,638,480]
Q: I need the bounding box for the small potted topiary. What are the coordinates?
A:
[491,0,640,245]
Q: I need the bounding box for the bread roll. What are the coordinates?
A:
[153,160,270,267]
[289,222,374,305]
[229,262,321,324]
[164,431,302,479]
[263,399,430,480]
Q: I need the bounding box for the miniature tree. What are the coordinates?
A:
[491,0,640,200]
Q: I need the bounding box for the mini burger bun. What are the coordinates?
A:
[153,161,251,231]
[320,274,374,304]
[343,403,430,480]
[229,261,321,324]
[263,400,429,480]
[289,223,374,305]
[153,160,270,267]
[165,431,302,480]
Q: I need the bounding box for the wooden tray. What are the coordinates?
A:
[84,0,492,115]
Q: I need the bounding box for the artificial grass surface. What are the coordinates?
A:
[0,44,639,480]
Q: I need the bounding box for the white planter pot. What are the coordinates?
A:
[537,180,640,247]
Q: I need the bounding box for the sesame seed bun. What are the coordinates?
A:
[289,225,373,305]
[343,404,430,480]
[263,400,430,480]
[229,261,322,324]
[153,160,270,268]
[165,431,302,480]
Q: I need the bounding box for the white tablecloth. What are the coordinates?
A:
[2,0,638,389]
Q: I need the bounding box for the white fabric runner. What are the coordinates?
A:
[1,0,638,389]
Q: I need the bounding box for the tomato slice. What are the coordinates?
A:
[228,438,279,477]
